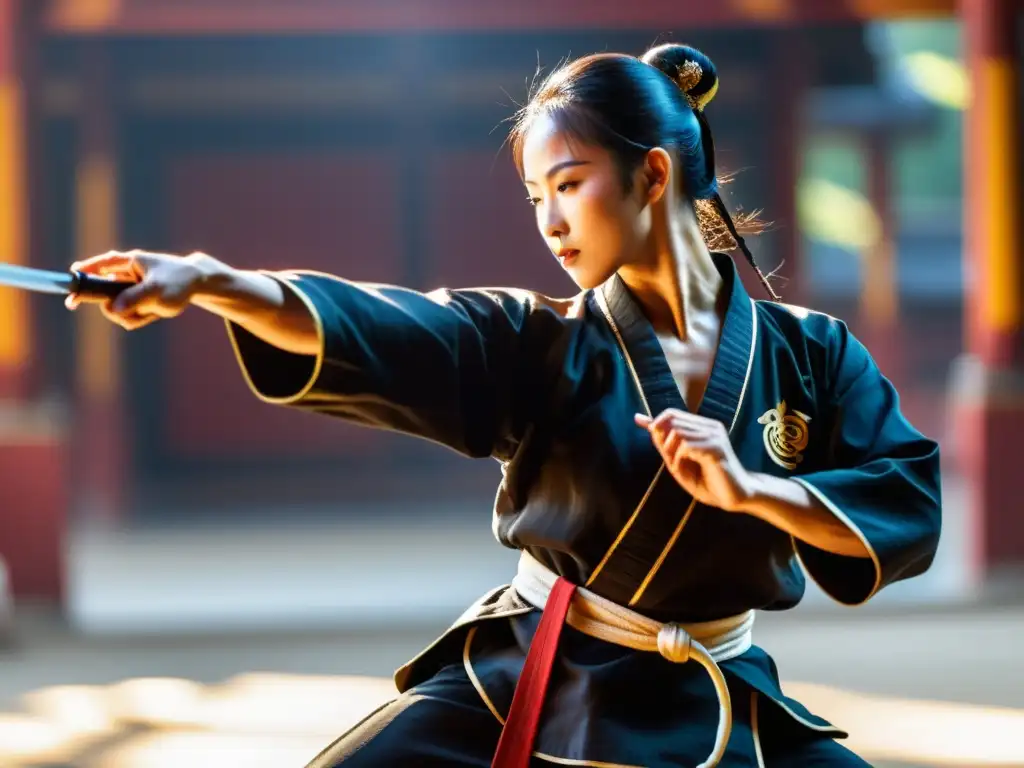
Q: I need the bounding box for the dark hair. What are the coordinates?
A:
[509,43,778,300]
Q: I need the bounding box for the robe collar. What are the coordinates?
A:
[594,252,757,432]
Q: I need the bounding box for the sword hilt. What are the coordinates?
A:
[70,271,135,300]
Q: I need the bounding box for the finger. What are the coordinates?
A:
[116,313,160,331]
[667,433,720,466]
[67,291,117,310]
[658,415,704,442]
[661,429,683,459]
[99,303,159,331]
[649,420,676,449]
[666,451,701,490]
[99,301,134,328]
[68,291,113,308]
[134,293,188,319]
[634,413,652,428]
[647,411,685,445]
[648,410,720,444]
[109,281,161,314]
[71,251,138,276]
[673,422,715,441]
[675,437,723,461]
[134,276,193,316]
[656,410,723,439]
[654,419,702,457]
[672,411,728,435]
[96,262,141,279]
[67,257,142,311]
[123,314,160,331]
[668,437,713,474]
[109,282,188,321]
[648,408,685,432]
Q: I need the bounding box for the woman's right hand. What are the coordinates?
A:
[66,250,215,330]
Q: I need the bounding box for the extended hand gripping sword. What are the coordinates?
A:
[0,262,134,300]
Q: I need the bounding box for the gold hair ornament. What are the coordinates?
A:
[677,60,719,111]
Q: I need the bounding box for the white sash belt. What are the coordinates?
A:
[511,551,754,768]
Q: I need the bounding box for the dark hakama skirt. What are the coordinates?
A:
[304,586,871,768]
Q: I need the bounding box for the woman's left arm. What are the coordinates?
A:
[769,321,942,605]
[639,319,941,606]
[731,472,873,559]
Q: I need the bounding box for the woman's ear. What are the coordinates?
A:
[643,147,673,205]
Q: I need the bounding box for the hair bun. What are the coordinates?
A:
[641,44,719,111]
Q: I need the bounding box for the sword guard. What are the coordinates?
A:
[71,271,135,300]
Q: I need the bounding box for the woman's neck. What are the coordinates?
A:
[618,203,724,341]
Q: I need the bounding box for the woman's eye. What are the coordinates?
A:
[527,180,577,206]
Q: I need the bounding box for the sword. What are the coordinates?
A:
[0,261,133,300]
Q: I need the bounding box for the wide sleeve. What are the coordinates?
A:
[225,270,578,460]
[791,321,942,606]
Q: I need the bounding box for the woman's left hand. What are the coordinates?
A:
[635,409,756,512]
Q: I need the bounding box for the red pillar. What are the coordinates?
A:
[953,0,1024,575]
[0,0,70,603]
[73,43,128,524]
[771,30,808,306]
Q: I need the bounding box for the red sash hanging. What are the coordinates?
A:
[491,576,576,768]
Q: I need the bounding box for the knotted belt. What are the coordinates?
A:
[491,551,754,768]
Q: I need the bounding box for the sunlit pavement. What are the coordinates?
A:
[0,474,1005,766]
[2,605,1024,768]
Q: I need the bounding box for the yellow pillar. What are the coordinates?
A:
[74,42,127,522]
[859,136,898,330]
[966,0,1021,363]
[0,0,30,397]
[857,133,905,388]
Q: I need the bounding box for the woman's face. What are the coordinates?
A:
[521,113,655,290]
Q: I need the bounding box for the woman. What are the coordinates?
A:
[69,44,941,767]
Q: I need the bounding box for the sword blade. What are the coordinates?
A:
[0,262,76,295]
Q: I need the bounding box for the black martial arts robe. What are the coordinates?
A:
[226,253,941,767]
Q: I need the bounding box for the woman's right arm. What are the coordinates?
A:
[191,262,322,355]
[70,250,321,355]
[69,250,579,460]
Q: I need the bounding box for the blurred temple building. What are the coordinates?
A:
[0,0,1019,627]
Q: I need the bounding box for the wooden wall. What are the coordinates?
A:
[36,29,875,513]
